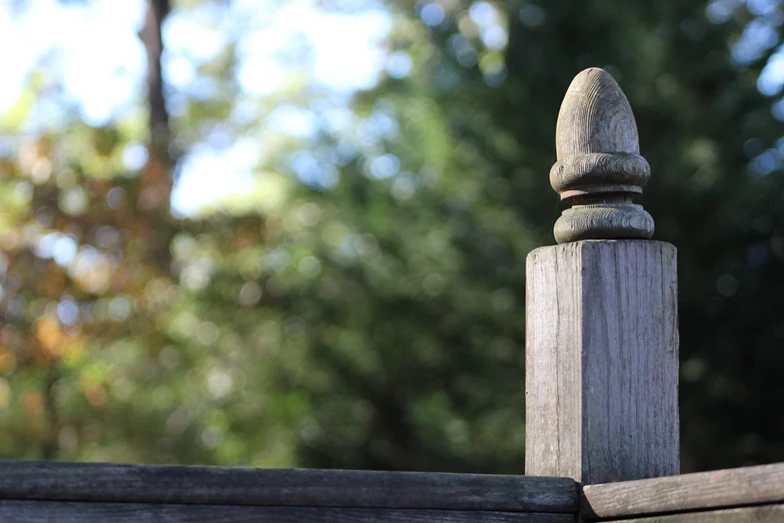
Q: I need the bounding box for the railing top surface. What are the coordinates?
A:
[0,460,577,514]
[581,462,784,520]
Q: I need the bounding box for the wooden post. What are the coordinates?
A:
[525,68,679,485]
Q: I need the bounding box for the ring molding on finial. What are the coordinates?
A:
[549,152,650,199]
[553,203,654,244]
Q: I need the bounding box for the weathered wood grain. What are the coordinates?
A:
[601,504,784,522]
[0,500,574,523]
[582,463,784,520]
[554,203,654,245]
[0,460,577,513]
[550,68,653,243]
[525,240,679,485]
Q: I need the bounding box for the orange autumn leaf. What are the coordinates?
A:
[85,385,108,408]
[23,392,44,415]
[35,317,62,351]
[34,317,64,363]
[0,349,17,375]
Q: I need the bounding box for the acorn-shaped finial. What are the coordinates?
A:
[550,68,654,244]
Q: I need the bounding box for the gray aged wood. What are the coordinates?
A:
[0,501,574,523]
[525,240,679,485]
[582,463,784,520]
[551,67,653,243]
[0,460,577,513]
[601,504,784,523]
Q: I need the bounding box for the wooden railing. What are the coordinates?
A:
[0,460,576,521]
[582,463,784,521]
[1,460,782,521]
[2,67,781,522]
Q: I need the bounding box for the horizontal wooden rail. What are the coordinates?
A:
[602,504,784,523]
[0,500,574,522]
[581,463,784,520]
[0,460,577,514]
[6,460,784,521]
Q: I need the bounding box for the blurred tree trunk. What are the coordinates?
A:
[139,0,171,170]
[138,0,174,267]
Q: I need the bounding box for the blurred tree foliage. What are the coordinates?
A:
[0,0,783,474]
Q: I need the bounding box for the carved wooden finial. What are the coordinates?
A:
[550,68,654,244]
